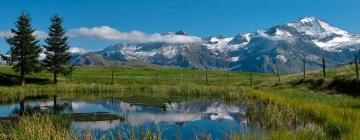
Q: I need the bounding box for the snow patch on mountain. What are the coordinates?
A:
[299,17,317,23]
[38,47,89,60]
[276,55,288,63]
[273,28,294,41]
[288,17,327,37]
[318,19,348,35]
[258,29,294,42]
[68,47,89,54]
[313,36,352,52]
[287,17,349,39]
[275,28,293,37]
[228,33,251,51]
[204,36,233,54]
[159,45,179,58]
[289,17,348,37]
[231,56,239,62]
[120,45,157,60]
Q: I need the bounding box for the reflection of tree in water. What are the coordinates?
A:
[52,96,73,114]
[12,96,73,116]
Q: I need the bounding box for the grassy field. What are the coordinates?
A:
[0,64,360,139]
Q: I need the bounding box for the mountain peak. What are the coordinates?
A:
[286,16,349,38]
[175,30,189,36]
[298,17,322,24]
[68,47,89,55]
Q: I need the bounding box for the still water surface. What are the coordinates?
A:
[0,98,251,139]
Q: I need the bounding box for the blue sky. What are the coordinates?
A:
[1,0,360,53]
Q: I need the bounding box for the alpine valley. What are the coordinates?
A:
[68,17,360,73]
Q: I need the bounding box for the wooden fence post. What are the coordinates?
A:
[276,65,281,83]
[322,58,326,78]
[180,72,183,85]
[355,54,359,80]
[205,70,208,85]
[250,72,253,86]
[111,70,114,84]
[227,71,230,83]
[156,71,159,83]
[70,71,73,82]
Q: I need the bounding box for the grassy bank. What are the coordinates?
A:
[0,65,359,139]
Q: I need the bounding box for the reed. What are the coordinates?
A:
[0,115,75,140]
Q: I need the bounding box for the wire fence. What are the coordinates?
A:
[0,54,359,86]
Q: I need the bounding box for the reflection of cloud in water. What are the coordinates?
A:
[72,101,141,113]
[71,102,88,109]
[166,100,241,112]
[37,101,54,107]
[71,120,122,130]
[117,102,140,112]
[126,112,202,125]
[86,100,246,125]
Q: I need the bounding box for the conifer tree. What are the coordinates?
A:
[5,12,42,86]
[43,15,72,84]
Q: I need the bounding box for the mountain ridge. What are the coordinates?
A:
[59,17,360,73]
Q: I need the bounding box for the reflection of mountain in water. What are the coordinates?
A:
[76,100,246,125]
[70,100,248,140]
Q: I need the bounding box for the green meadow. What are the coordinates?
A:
[0,64,359,140]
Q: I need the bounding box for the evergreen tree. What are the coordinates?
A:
[43,15,72,84]
[5,12,42,86]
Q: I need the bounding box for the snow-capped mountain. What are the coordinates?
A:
[0,47,90,63]
[287,17,360,52]
[68,47,89,55]
[37,47,89,60]
[69,17,360,73]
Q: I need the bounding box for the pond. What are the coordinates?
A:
[0,97,252,140]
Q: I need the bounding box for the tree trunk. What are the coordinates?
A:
[20,71,25,86]
[54,73,58,84]
[53,95,57,106]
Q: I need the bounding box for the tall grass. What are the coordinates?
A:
[242,87,360,139]
[0,85,358,139]
[0,115,75,140]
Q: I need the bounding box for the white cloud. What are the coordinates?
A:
[0,31,12,38]
[67,26,201,43]
[33,30,48,39]
[1,26,201,43]
[0,30,48,39]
